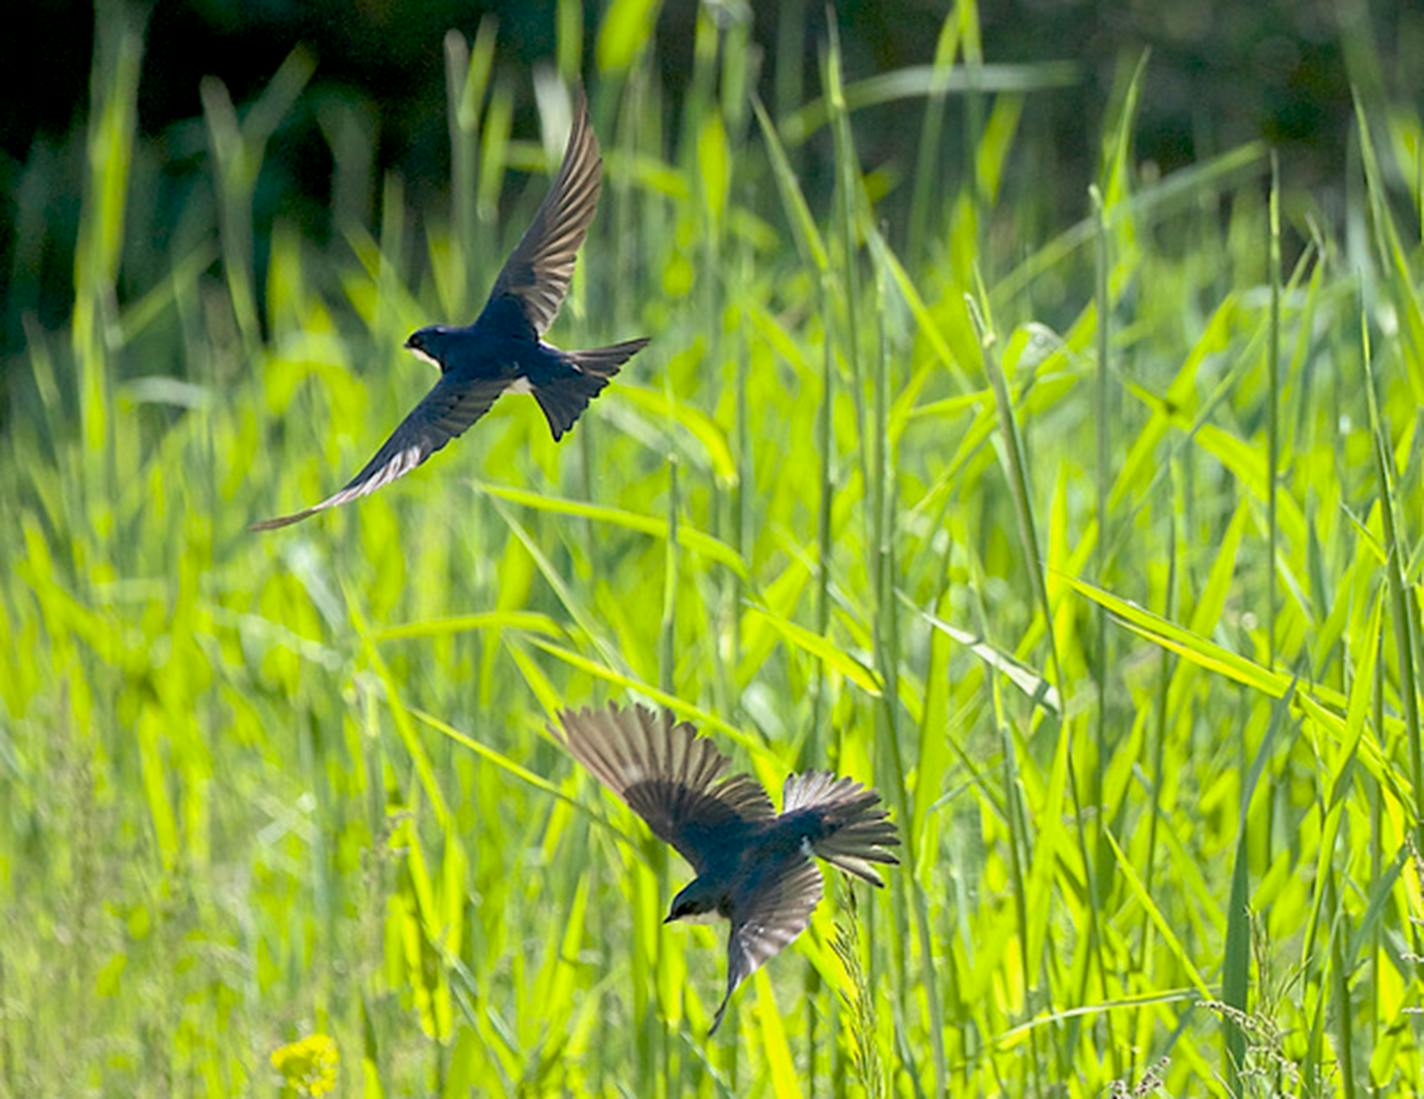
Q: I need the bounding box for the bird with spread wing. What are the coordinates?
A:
[252,85,646,531]
[555,703,900,1033]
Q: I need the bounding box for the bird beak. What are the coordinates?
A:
[663,913,676,924]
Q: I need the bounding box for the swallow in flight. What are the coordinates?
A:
[555,703,900,1033]
[252,85,647,531]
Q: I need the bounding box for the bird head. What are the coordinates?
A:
[403,326,453,372]
[665,879,720,924]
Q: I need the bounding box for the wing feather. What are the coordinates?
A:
[555,703,774,872]
[250,375,506,530]
[709,858,823,1034]
[485,84,602,334]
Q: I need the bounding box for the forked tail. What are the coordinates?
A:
[534,336,649,440]
[781,772,901,886]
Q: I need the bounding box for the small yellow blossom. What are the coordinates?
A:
[271,1033,339,1097]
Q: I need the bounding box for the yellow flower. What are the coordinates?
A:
[271,1033,339,1097]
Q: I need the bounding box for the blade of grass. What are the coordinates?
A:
[1353,90,1424,401]
[473,480,748,579]
[1222,681,1296,1094]
[904,596,1060,714]
[781,61,1079,146]
[967,287,1110,1069]
[744,604,882,696]
[1267,150,1282,666]
[1103,828,1213,998]
[373,611,564,642]
[523,636,777,767]
[1361,291,1424,838]
[444,18,498,317]
[347,591,453,829]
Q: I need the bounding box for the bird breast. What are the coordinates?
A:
[406,346,444,371]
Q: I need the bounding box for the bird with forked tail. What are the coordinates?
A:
[554,703,900,1034]
[252,84,647,531]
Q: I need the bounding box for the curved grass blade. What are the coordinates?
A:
[473,480,748,579]
[373,610,565,642]
[407,705,636,847]
[523,635,779,766]
[617,384,738,486]
[347,589,453,828]
[1103,828,1212,997]
[744,603,882,697]
[904,594,1060,714]
[781,61,1080,145]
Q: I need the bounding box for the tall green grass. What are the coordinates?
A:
[4,0,1424,1095]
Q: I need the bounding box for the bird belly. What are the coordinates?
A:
[489,341,569,394]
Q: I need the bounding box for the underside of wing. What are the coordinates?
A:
[484,84,602,335]
[710,858,824,1034]
[250,375,506,530]
[554,703,774,871]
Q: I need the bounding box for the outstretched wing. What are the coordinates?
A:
[250,374,507,530]
[710,858,824,1034]
[555,703,774,872]
[484,84,602,334]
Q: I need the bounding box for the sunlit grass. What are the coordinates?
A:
[4,1,1424,1095]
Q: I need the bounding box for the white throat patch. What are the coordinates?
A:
[408,347,442,370]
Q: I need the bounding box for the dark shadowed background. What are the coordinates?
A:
[2,0,1419,365]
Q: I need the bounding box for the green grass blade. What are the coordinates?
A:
[1102,829,1212,997]
[1361,293,1424,835]
[373,611,565,642]
[906,597,1060,714]
[744,604,882,696]
[1353,90,1424,400]
[473,480,749,579]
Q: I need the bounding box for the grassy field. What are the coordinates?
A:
[5,1,1424,1095]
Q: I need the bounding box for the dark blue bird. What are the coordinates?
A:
[252,86,647,530]
[555,703,900,1033]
